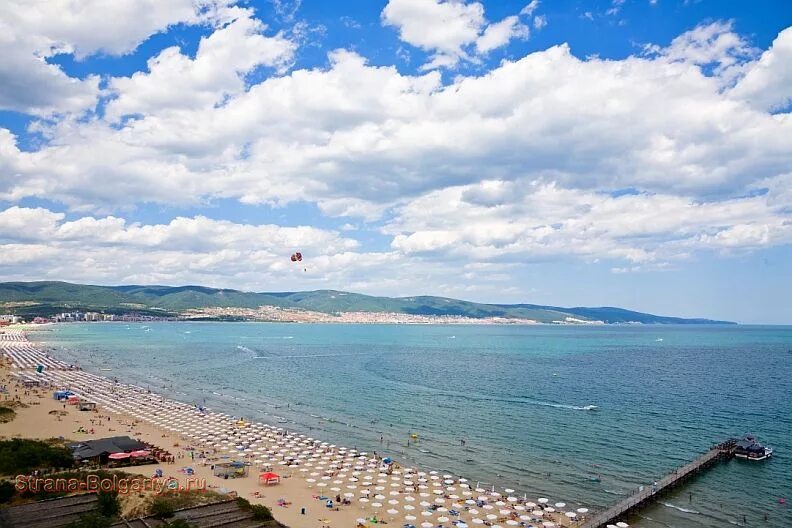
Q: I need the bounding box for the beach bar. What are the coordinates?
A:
[69,436,148,465]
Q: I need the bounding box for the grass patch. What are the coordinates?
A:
[236,497,274,521]
[0,407,16,423]
[0,438,74,476]
[123,489,227,519]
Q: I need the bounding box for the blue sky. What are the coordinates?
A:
[0,0,791,323]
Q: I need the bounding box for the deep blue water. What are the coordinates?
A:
[35,323,792,527]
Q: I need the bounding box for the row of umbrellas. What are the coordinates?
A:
[22,351,596,527]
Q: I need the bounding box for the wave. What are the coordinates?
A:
[660,501,700,514]
[603,489,625,496]
[253,354,352,359]
[236,345,255,354]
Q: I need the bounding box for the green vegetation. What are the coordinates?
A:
[0,439,74,476]
[0,480,15,503]
[162,520,197,528]
[96,490,120,518]
[236,497,273,522]
[65,512,113,528]
[149,497,175,519]
[145,489,226,519]
[0,280,734,324]
[0,406,16,423]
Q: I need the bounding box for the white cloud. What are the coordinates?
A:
[645,21,755,79]
[384,179,792,264]
[475,16,529,55]
[0,15,790,289]
[0,0,238,58]
[0,206,376,288]
[2,24,792,217]
[730,27,792,111]
[533,15,547,30]
[520,1,540,17]
[0,31,100,116]
[382,0,531,69]
[0,0,239,116]
[105,9,295,121]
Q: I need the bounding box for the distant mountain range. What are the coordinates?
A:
[0,281,734,324]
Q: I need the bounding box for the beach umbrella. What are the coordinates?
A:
[616,523,630,528]
[437,516,449,523]
[554,502,565,508]
[472,520,484,525]
[421,523,433,528]
[405,515,416,522]
[577,507,589,514]
[387,508,399,515]
[565,512,577,518]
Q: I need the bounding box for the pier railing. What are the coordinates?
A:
[580,440,737,528]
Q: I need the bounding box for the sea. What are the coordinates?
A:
[32,322,792,528]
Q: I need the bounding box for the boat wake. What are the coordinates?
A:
[253,354,353,359]
[659,502,700,514]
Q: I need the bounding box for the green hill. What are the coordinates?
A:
[0,281,735,324]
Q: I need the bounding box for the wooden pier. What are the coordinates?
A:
[580,439,737,528]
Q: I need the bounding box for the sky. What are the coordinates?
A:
[0,0,791,324]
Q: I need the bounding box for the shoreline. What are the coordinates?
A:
[0,329,588,528]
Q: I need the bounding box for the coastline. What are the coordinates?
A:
[0,328,587,528]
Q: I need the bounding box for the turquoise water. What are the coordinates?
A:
[35,323,792,527]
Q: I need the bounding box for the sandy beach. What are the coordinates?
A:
[0,328,586,528]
